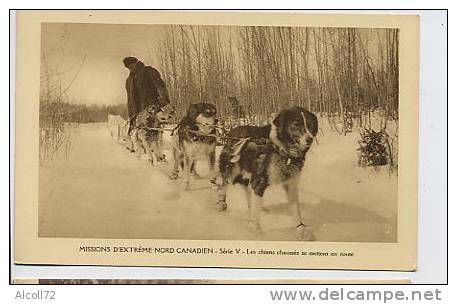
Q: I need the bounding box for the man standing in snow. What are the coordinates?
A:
[123,56,170,137]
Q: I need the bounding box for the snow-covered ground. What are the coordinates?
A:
[39,120,397,242]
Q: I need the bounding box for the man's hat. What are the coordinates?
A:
[123,56,138,67]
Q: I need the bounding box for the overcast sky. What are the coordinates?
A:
[41,23,169,106]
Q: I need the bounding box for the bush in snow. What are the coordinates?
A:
[357,128,389,168]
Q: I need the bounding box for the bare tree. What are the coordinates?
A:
[40,26,86,162]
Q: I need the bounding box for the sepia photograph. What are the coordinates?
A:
[14,10,419,270]
[38,22,399,242]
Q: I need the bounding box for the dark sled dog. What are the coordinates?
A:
[169,102,218,190]
[217,106,318,240]
[131,104,175,165]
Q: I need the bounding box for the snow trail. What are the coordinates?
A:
[39,122,396,242]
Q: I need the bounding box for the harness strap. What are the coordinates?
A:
[270,143,302,165]
[136,125,309,152]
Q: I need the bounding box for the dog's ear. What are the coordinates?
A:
[273,110,285,132]
[169,104,176,114]
[187,103,201,121]
[146,104,156,114]
[272,110,287,139]
[208,103,217,116]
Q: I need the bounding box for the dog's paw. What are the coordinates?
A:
[168,172,179,180]
[192,173,202,180]
[215,200,227,211]
[184,183,191,191]
[296,225,315,241]
[247,221,263,234]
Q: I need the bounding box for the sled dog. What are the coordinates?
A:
[217,106,318,240]
[169,102,218,190]
[131,104,175,165]
[107,114,126,139]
